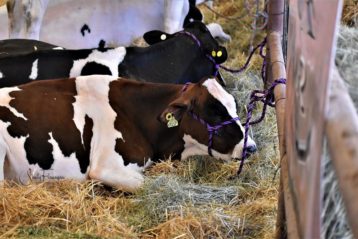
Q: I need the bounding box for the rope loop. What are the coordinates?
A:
[236,78,286,176]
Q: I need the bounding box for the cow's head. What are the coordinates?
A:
[158,78,256,161]
[143,21,227,64]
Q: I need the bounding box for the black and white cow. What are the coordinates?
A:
[0,22,227,87]
[0,75,256,191]
[0,0,229,48]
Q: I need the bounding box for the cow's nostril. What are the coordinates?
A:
[246,145,257,154]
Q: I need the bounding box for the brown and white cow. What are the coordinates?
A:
[0,75,256,191]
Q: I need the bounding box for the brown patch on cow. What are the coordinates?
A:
[108,79,185,164]
[0,79,91,172]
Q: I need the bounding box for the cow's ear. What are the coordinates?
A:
[158,100,191,128]
[143,30,174,45]
[183,5,203,27]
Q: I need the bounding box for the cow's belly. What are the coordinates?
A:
[0,121,88,183]
[40,0,164,48]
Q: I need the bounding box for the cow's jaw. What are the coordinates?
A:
[181,134,231,161]
[231,136,256,159]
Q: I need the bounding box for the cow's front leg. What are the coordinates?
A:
[88,154,144,193]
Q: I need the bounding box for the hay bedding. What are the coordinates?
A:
[0,1,280,238]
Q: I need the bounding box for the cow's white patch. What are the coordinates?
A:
[231,136,257,159]
[73,75,143,191]
[0,87,27,120]
[29,59,39,80]
[47,132,86,180]
[203,78,244,132]
[69,47,126,77]
[52,47,64,50]
[34,46,38,51]
[202,78,256,153]
[0,121,31,182]
[181,134,231,161]
[0,71,3,79]
[73,75,121,146]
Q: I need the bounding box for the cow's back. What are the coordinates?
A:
[0,48,123,87]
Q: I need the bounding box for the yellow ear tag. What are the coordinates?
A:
[166,112,179,128]
[217,50,222,57]
[211,50,216,57]
[160,34,167,40]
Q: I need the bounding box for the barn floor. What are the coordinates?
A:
[0,1,281,238]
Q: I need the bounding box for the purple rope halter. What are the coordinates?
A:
[189,111,240,157]
[237,78,286,175]
[181,83,240,157]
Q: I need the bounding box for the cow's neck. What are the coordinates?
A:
[109,80,186,162]
[119,37,212,84]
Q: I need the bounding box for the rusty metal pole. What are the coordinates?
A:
[265,0,284,89]
[268,32,300,239]
[266,1,300,238]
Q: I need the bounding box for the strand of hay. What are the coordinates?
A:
[0,180,138,238]
[0,0,8,7]
[342,0,358,27]
[335,25,358,109]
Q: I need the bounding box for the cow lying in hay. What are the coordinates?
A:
[0,22,227,87]
[0,75,256,192]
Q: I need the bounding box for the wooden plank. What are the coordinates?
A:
[285,1,342,238]
[326,66,358,238]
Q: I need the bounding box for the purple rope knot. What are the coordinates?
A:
[237,78,286,176]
